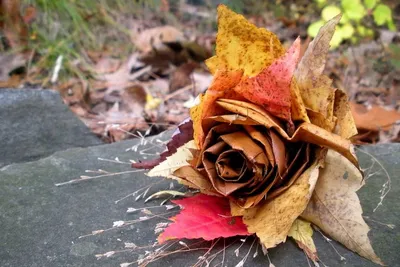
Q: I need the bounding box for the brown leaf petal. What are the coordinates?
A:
[301,150,383,265]
[173,166,220,195]
[220,132,269,166]
[216,99,359,167]
[296,14,341,85]
[267,143,310,199]
[203,141,252,195]
[243,125,275,165]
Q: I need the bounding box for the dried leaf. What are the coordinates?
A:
[301,150,383,265]
[288,219,318,261]
[333,89,358,138]
[173,166,219,195]
[147,140,196,180]
[133,119,193,169]
[239,156,323,248]
[216,99,359,167]
[290,78,310,122]
[295,15,341,123]
[233,38,300,121]
[133,26,186,54]
[191,70,244,148]
[158,194,250,243]
[350,102,400,132]
[206,5,285,77]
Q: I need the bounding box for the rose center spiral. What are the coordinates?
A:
[216,150,249,181]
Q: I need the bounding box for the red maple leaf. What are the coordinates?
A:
[234,37,300,121]
[158,194,250,243]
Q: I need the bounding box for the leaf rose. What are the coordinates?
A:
[184,122,313,209]
[133,5,383,266]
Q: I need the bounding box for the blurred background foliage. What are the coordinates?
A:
[0,0,399,83]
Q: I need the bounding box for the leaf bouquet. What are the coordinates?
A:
[133,5,382,265]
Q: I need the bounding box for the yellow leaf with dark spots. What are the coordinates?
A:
[206,5,285,77]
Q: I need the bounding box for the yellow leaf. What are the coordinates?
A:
[145,93,162,110]
[240,156,323,248]
[333,89,358,138]
[301,150,383,265]
[206,5,285,77]
[290,79,310,122]
[288,219,318,261]
[147,140,197,186]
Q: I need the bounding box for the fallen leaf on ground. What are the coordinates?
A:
[351,102,400,131]
[158,194,250,243]
[132,26,186,54]
[169,62,197,92]
[0,0,28,48]
[94,57,121,74]
[0,53,26,82]
[301,150,383,265]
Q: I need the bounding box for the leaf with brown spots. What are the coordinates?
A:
[295,15,340,128]
[239,155,324,249]
[233,38,300,121]
[206,4,285,77]
[301,150,383,265]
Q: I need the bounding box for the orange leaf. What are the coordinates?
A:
[191,70,244,148]
[350,102,400,131]
[234,38,301,121]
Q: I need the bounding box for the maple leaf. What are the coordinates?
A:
[301,150,383,265]
[206,5,284,77]
[158,194,250,243]
[233,38,300,121]
[288,219,318,262]
[132,118,193,169]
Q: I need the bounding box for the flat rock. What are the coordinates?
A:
[0,129,399,267]
[0,89,102,167]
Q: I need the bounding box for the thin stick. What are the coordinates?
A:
[55,170,144,186]
[164,84,193,101]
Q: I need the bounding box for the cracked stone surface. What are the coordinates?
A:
[0,89,399,267]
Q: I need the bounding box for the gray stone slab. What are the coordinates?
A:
[0,131,399,267]
[0,89,103,167]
